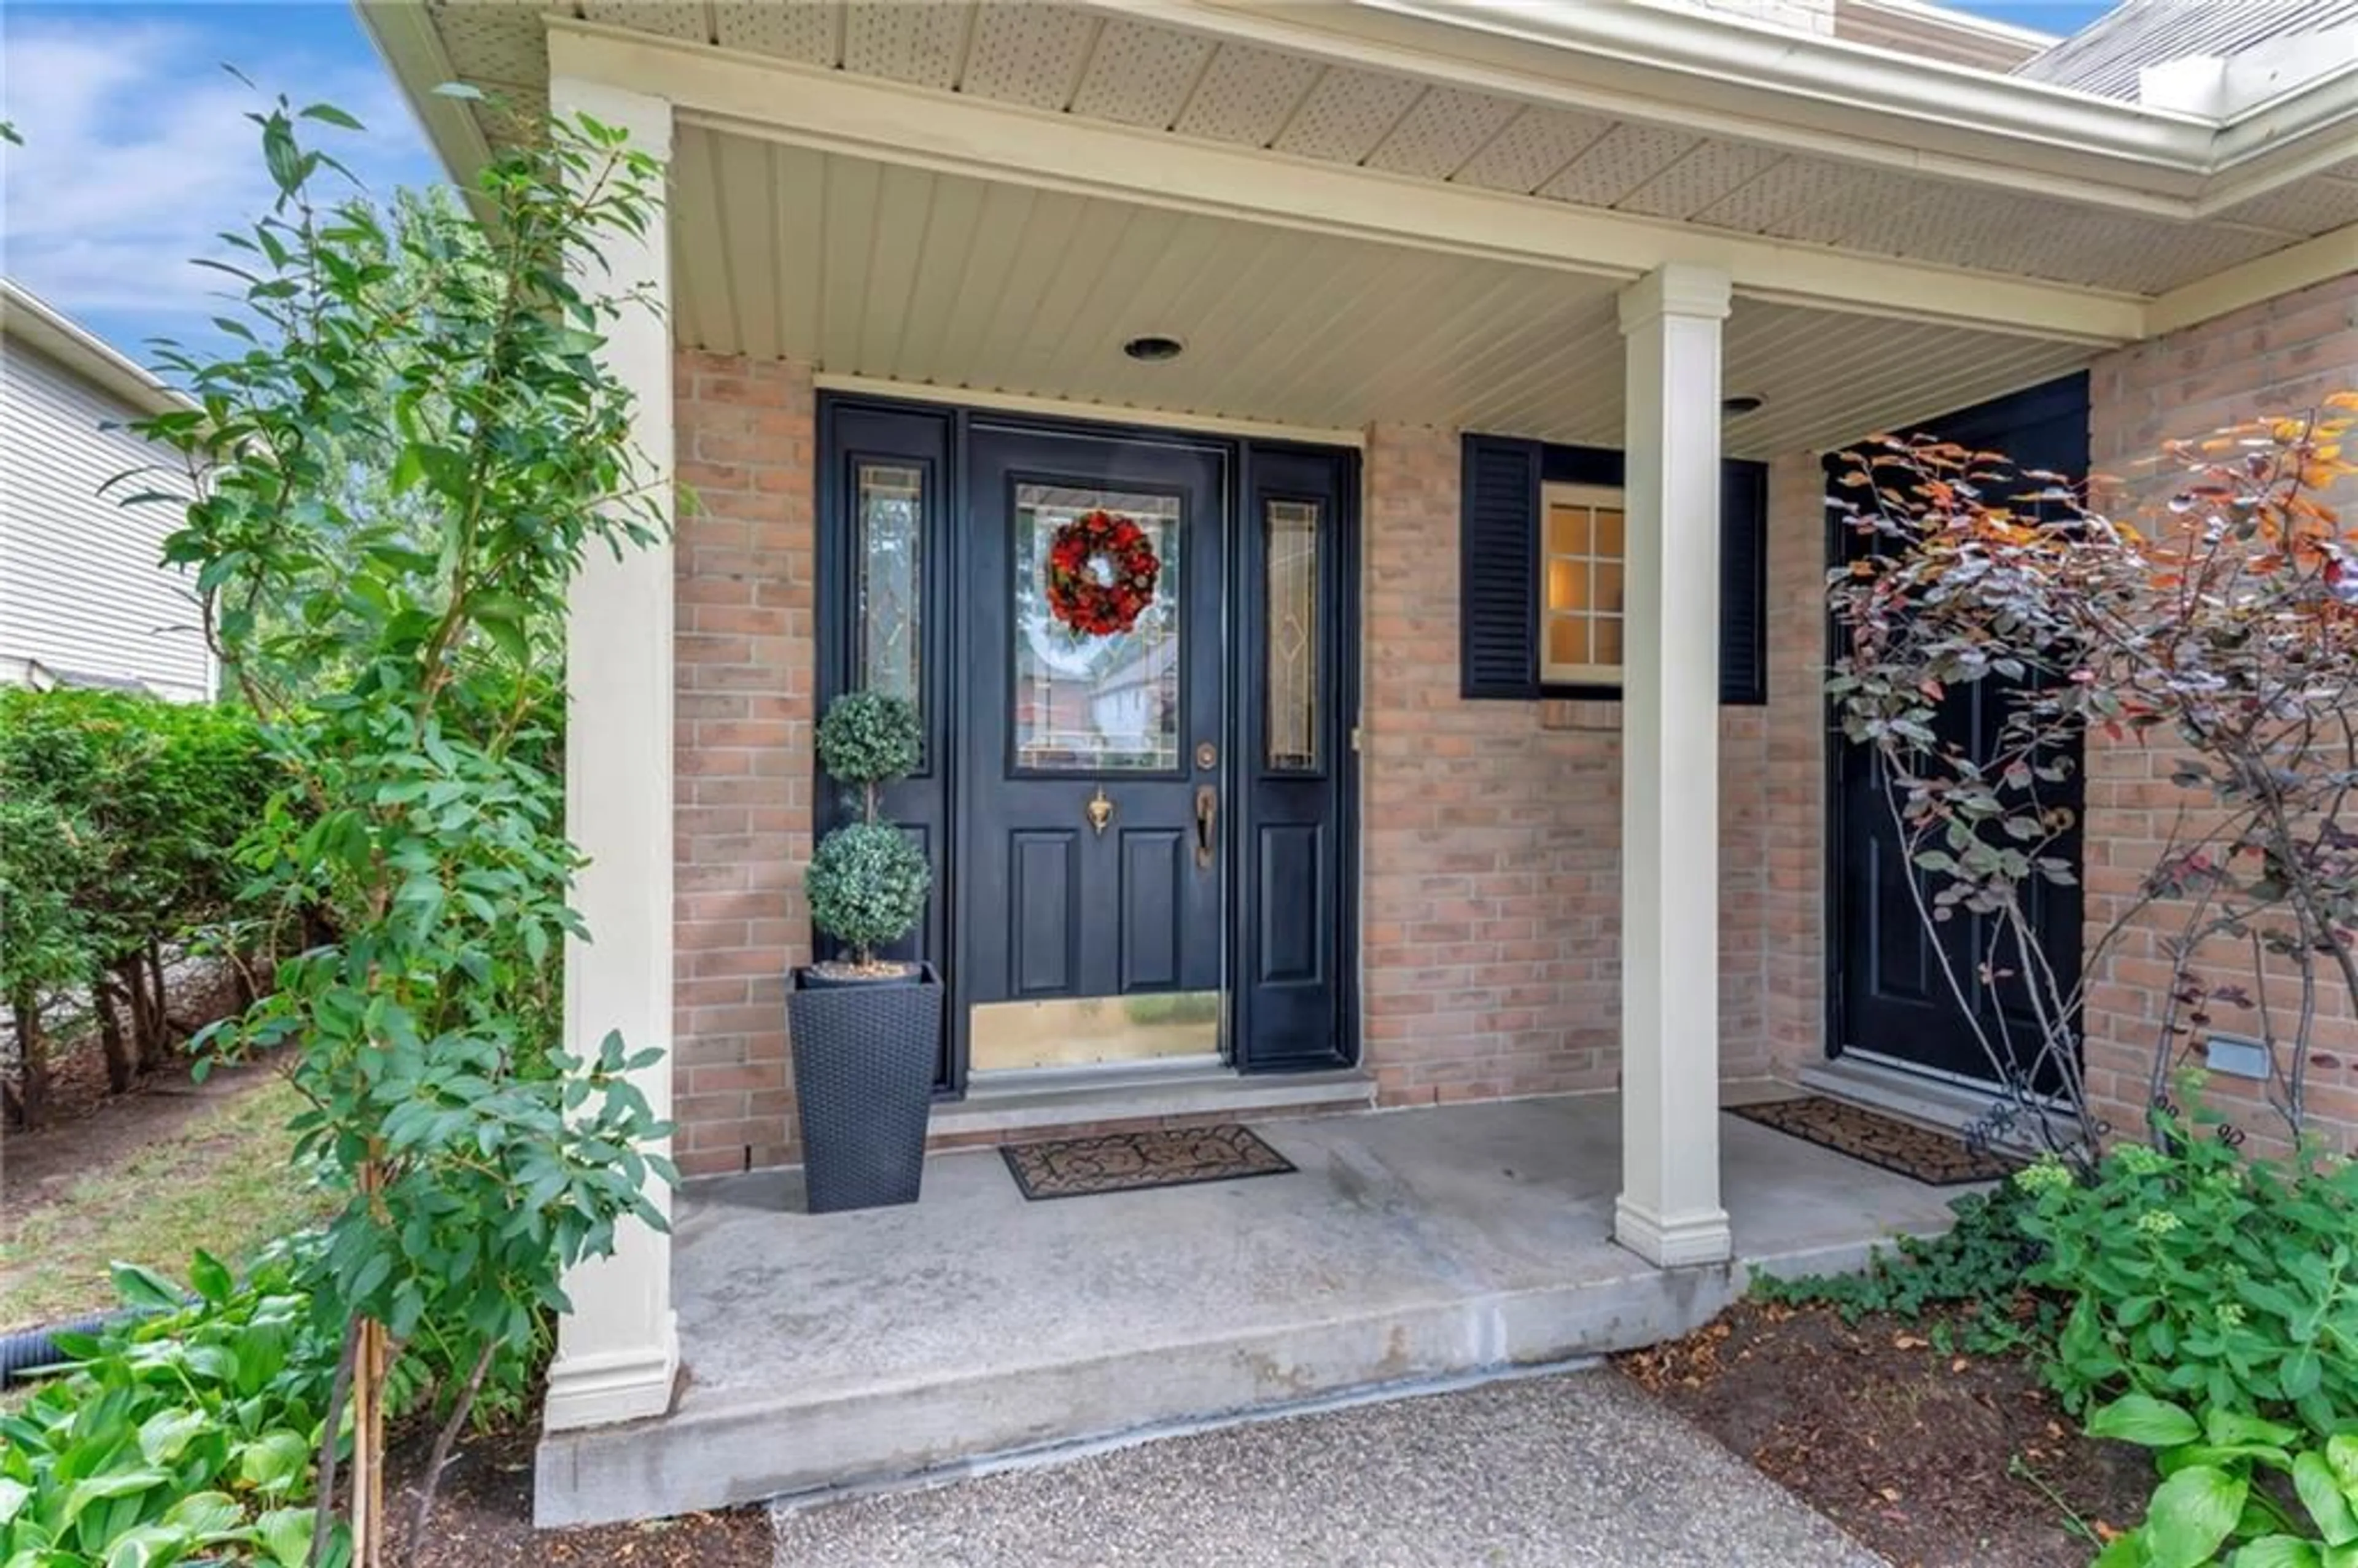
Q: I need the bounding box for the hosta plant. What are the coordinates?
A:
[0,1256,345,1567]
[2086,1393,2358,1568]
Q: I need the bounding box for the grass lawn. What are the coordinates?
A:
[0,1073,327,1330]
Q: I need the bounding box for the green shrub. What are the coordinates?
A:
[0,1254,346,1567]
[0,689,276,1120]
[1750,1182,2058,1355]
[806,692,930,967]
[2017,1118,2358,1436]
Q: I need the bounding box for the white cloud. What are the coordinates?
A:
[1,13,442,344]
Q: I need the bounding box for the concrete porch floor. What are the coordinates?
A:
[535,1091,1967,1527]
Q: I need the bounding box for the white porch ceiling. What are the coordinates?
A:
[673,133,2095,457]
[413,0,2358,296]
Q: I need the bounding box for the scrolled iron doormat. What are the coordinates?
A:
[999,1123,1296,1200]
[1728,1095,2020,1186]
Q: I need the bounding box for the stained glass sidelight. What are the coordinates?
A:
[857,463,924,715]
[1013,483,1183,772]
[1264,499,1320,770]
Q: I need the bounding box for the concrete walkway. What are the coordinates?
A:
[769,1367,1884,1566]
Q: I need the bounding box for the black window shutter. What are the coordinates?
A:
[1718,459,1768,707]
[1459,433,1542,700]
[1458,435,1769,705]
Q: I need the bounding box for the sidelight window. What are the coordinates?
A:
[1264,498,1321,770]
[855,461,924,712]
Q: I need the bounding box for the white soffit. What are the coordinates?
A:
[390,1,2358,303]
[668,133,2093,458]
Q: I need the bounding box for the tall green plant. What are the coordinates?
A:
[134,93,671,1561]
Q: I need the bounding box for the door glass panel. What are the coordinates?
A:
[1265,499,1320,771]
[856,462,923,712]
[1012,483,1182,772]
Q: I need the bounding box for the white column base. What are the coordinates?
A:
[542,1318,680,1430]
[1614,1195,1735,1269]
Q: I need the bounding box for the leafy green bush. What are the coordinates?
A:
[130,90,674,1556]
[807,692,930,968]
[1750,1182,2059,1354]
[2084,1394,2358,1568]
[0,1255,346,1567]
[2017,1119,2358,1435]
[0,689,275,1122]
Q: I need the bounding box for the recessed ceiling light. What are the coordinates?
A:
[1123,334,1186,363]
[1722,393,1766,416]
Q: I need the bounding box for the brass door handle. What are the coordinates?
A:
[1194,785,1216,869]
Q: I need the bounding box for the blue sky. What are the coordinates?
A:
[1,2,445,352]
[2,0,2117,357]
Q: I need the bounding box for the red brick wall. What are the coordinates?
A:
[2080,275,2358,1157]
[1355,425,1818,1108]
[671,351,816,1178]
[1761,451,1831,1076]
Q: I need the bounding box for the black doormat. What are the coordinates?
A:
[1728,1096,2018,1186]
[1000,1124,1296,1200]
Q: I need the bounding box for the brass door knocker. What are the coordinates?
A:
[1086,784,1114,836]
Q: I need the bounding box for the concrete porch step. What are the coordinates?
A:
[533,1095,1966,1526]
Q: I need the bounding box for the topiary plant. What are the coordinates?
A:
[807,692,930,971]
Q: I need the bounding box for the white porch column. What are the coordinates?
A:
[543,75,680,1432]
[1613,263,1733,1270]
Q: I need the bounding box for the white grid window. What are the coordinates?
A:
[1540,483,1625,688]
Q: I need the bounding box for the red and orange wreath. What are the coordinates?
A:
[1045,509,1161,637]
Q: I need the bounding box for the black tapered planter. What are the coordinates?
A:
[787,961,941,1213]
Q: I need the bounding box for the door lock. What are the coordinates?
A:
[1193,785,1217,869]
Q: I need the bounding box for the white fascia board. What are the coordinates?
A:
[2144,220,2358,337]
[351,1,494,195]
[547,21,2146,346]
[0,280,194,417]
[1125,0,2358,216]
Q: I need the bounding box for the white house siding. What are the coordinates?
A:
[0,341,212,702]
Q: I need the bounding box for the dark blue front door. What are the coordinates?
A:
[817,396,1360,1087]
[960,424,1228,1069]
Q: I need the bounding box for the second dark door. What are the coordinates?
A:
[1829,373,2089,1087]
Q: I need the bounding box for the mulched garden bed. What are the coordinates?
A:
[388,1422,772,1567]
[1618,1299,2151,1568]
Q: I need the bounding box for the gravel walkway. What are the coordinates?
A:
[769,1367,1885,1566]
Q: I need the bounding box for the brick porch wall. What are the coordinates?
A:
[661,370,1835,1170]
[672,351,816,1178]
[2080,275,2358,1157]
[1356,425,1823,1108]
